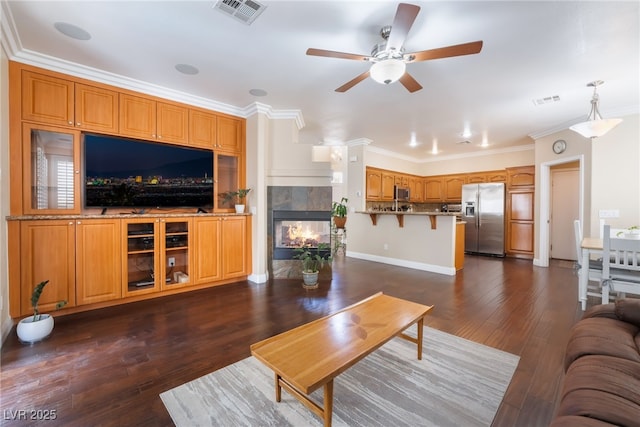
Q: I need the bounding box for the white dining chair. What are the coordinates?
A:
[574,219,603,303]
[601,224,640,304]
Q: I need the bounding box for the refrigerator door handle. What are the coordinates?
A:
[476,194,481,228]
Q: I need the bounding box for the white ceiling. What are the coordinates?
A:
[3,1,639,160]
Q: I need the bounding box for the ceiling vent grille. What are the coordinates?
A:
[532,95,561,106]
[214,0,267,25]
[457,140,472,144]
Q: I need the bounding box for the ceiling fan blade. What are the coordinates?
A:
[386,3,421,52]
[336,71,371,92]
[407,40,483,62]
[306,48,369,61]
[399,73,423,93]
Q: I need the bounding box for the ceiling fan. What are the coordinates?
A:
[306,3,483,93]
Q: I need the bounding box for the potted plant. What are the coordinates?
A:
[16,280,67,344]
[332,197,348,229]
[293,243,332,288]
[222,188,251,213]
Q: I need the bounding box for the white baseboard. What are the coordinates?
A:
[346,251,457,276]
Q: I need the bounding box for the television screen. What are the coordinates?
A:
[84,134,214,208]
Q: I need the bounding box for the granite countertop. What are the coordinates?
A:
[357,211,461,216]
[6,212,251,221]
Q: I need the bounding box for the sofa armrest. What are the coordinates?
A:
[615,298,640,327]
[582,303,617,321]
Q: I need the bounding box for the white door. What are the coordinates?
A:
[550,169,580,260]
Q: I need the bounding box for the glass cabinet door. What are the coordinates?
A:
[23,123,80,214]
[216,152,239,211]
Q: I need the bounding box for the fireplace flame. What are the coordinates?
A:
[287,222,319,247]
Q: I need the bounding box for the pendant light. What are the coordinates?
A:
[569,80,622,139]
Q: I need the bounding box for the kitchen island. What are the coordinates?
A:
[346,211,462,276]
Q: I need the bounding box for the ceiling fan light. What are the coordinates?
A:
[370,59,406,85]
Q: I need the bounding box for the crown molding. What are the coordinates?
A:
[242,102,305,130]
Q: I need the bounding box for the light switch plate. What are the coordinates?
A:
[599,209,620,218]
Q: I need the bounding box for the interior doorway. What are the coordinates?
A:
[550,164,580,260]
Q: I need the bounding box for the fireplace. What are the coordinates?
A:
[273,210,331,260]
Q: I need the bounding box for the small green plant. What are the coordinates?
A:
[221,188,252,205]
[331,197,348,218]
[31,280,67,322]
[617,225,640,237]
[293,243,332,273]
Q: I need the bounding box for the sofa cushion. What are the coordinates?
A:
[615,298,640,327]
[549,415,618,427]
[564,317,640,370]
[556,355,640,426]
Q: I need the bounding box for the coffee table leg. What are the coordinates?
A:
[323,379,334,427]
[417,317,424,360]
[275,373,282,402]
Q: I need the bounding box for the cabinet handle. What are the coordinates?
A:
[77,221,82,225]
[69,222,73,225]
[68,121,73,125]
[76,122,81,126]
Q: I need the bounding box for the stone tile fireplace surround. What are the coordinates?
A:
[268,186,332,279]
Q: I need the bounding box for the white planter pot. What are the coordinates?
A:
[302,271,319,288]
[16,314,54,344]
[235,204,246,214]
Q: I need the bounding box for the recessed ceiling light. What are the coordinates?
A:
[249,88,267,97]
[54,22,91,40]
[175,64,199,75]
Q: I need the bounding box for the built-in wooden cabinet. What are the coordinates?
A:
[9,61,250,319]
[22,70,119,133]
[381,172,396,200]
[19,220,77,315]
[76,219,122,305]
[506,166,535,258]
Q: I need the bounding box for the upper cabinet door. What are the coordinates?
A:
[189,109,217,148]
[119,94,156,139]
[75,83,119,133]
[157,101,189,144]
[22,71,74,127]
[217,116,243,152]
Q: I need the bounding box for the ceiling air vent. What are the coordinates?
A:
[457,140,472,144]
[532,95,561,106]
[214,0,267,25]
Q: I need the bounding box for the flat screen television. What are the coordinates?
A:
[83,134,214,209]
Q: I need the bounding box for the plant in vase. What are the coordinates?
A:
[332,197,348,229]
[222,188,251,213]
[293,243,332,288]
[16,280,67,344]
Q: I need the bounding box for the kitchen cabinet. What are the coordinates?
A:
[381,172,396,200]
[443,175,466,201]
[455,222,465,270]
[424,177,443,202]
[366,169,382,200]
[157,101,189,144]
[466,171,506,184]
[409,176,424,202]
[19,220,76,316]
[486,171,507,182]
[21,70,118,133]
[76,219,122,305]
[394,174,409,187]
[506,165,535,258]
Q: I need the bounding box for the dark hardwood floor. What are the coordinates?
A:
[1,255,586,426]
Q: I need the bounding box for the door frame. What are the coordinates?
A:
[550,166,580,260]
[536,154,585,267]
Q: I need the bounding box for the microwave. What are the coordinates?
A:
[394,186,410,201]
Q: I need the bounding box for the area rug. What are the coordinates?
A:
[160,326,519,427]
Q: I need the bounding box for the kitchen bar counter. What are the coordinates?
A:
[347,211,461,276]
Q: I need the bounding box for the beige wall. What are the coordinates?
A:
[1,44,11,345]
[419,146,535,176]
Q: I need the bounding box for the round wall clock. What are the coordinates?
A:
[553,139,567,154]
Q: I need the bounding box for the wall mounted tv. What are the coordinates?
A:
[84,134,214,209]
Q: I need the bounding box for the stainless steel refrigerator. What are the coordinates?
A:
[462,183,505,256]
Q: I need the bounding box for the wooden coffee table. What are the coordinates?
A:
[250,292,433,427]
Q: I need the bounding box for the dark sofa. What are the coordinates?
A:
[550,298,640,426]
